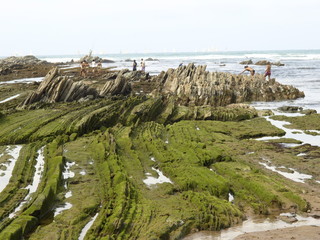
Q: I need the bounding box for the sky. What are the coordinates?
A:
[1,0,320,56]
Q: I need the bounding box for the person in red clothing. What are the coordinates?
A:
[264,63,272,81]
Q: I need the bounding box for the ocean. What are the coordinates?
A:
[36,49,320,112]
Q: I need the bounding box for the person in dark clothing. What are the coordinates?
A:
[133,60,137,71]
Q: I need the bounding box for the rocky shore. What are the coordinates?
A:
[0,57,319,240]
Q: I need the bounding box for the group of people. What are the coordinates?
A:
[240,63,272,80]
[80,57,272,80]
[132,59,145,72]
[80,59,102,77]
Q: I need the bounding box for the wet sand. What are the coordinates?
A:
[234,225,320,240]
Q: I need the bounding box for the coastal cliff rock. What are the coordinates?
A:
[152,63,304,107]
[20,68,99,107]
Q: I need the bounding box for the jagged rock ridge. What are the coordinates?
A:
[152,63,304,106]
[20,68,99,106]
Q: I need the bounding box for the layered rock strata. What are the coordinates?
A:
[152,63,304,106]
[20,68,98,106]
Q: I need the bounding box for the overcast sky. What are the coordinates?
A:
[1,0,320,56]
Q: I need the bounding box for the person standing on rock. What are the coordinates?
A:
[80,61,87,77]
[140,59,146,72]
[264,63,271,81]
[133,60,137,71]
[97,60,102,74]
[240,65,255,76]
[91,60,97,75]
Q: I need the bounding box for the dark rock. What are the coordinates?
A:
[254,60,285,66]
[239,59,253,65]
[255,60,271,65]
[278,215,298,223]
[278,106,303,113]
[0,55,48,66]
[145,58,159,61]
[272,61,285,66]
[301,109,317,115]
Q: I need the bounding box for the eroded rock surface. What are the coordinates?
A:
[152,63,304,106]
[20,68,98,107]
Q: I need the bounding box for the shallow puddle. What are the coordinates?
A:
[78,213,99,240]
[264,116,320,147]
[0,94,20,104]
[54,202,73,217]
[9,147,45,218]
[0,77,43,85]
[183,214,320,240]
[0,145,23,193]
[143,167,173,186]
[259,162,312,183]
[54,161,75,217]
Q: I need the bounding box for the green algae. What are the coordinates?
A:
[271,114,320,131]
[0,96,313,239]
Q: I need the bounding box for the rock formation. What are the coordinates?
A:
[152,63,304,107]
[19,68,99,107]
[99,69,132,96]
[0,55,48,66]
[255,60,285,66]
[240,59,253,65]
[18,63,304,109]
[0,56,49,76]
[79,51,115,63]
[240,60,285,66]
